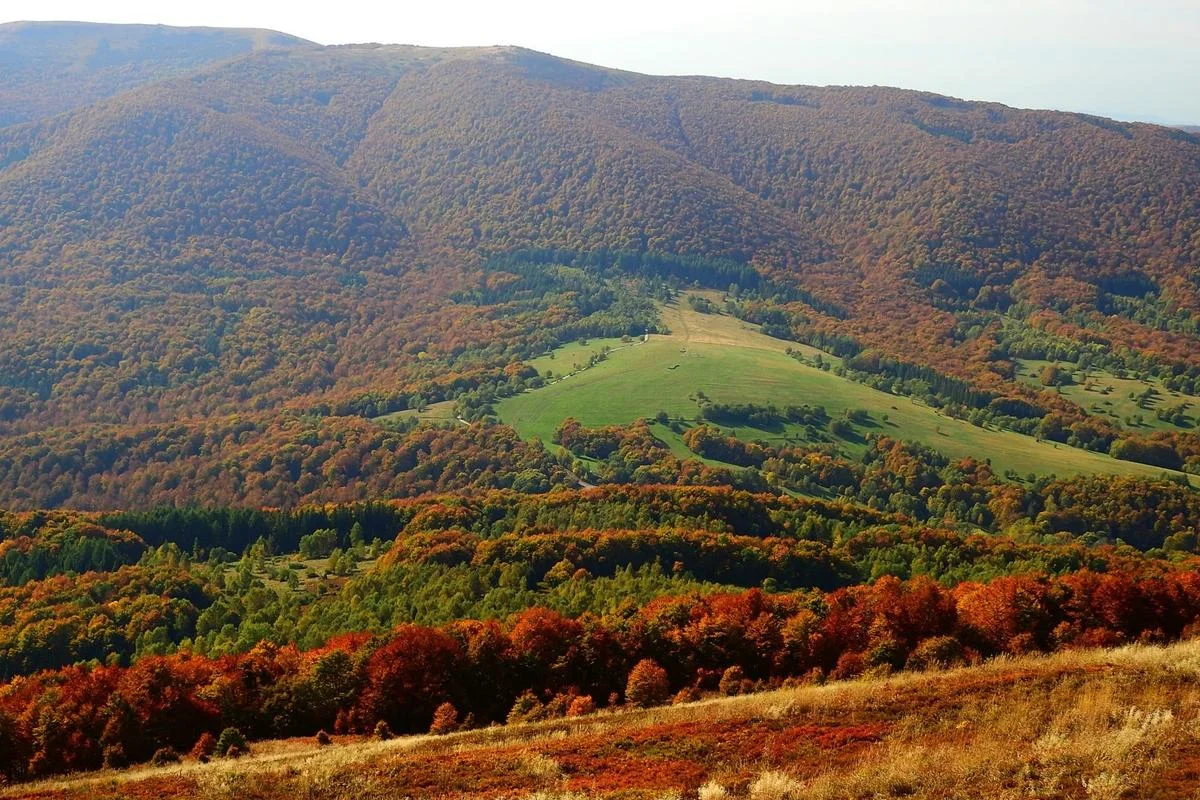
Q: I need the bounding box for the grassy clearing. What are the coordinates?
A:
[1016,358,1199,433]
[499,300,1189,482]
[373,400,459,425]
[222,550,381,602]
[18,639,1200,799]
[525,337,635,379]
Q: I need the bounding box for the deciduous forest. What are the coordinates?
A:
[1,19,1199,799]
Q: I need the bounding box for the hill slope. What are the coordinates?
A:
[497,297,1194,483]
[8,641,1200,799]
[0,21,310,127]
[0,27,1198,506]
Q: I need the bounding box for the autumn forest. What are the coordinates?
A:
[1,19,1200,800]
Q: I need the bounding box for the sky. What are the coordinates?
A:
[5,0,1199,124]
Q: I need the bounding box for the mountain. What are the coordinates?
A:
[0,21,311,127]
[0,24,1199,508]
[6,23,1200,793]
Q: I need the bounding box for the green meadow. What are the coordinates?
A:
[374,399,458,425]
[498,300,1192,483]
[1015,358,1198,434]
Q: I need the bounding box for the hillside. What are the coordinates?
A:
[0,21,311,127]
[4,485,1200,782]
[0,26,1197,506]
[497,295,1195,483]
[8,640,1200,799]
[4,22,1200,797]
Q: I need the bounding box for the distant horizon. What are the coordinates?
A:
[3,1,1199,126]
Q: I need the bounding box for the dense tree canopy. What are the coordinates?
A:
[1,24,1200,788]
[0,35,1197,508]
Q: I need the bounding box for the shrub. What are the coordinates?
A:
[544,693,573,718]
[508,691,545,724]
[150,747,180,767]
[102,744,127,770]
[698,780,730,800]
[1007,632,1041,655]
[190,732,216,760]
[315,730,332,746]
[625,658,670,708]
[866,637,907,670]
[832,652,866,680]
[519,752,563,781]
[804,667,826,685]
[566,695,596,717]
[907,635,966,670]
[719,665,747,696]
[672,686,701,705]
[829,418,854,438]
[429,702,459,735]
[215,727,248,757]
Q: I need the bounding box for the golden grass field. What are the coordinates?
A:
[12,639,1200,799]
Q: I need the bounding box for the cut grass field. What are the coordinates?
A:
[499,298,1191,483]
[15,639,1200,799]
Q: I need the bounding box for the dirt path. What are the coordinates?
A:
[670,301,693,345]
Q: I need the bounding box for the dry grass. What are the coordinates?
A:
[748,771,804,800]
[11,640,1200,799]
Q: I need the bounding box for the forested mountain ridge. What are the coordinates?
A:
[0,21,311,127]
[9,24,1200,794]
[0,25,1199,508]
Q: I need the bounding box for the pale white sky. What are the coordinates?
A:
[5,0,1199,123]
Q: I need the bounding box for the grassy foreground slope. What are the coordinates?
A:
[499,299,1189,482]
[12,640,1200,800]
